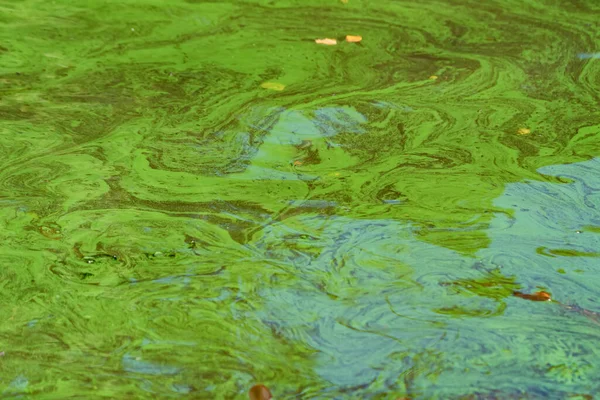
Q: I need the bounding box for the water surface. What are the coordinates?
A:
[1,0,600,398]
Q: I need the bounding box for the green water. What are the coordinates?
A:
[1,0,600,398]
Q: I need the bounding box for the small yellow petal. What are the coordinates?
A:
[429,75,438,80]
[517,127,531,135]
[260,82,285,91]
[345,35,362,43]
[315,38,337,45]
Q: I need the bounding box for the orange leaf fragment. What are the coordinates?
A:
[513,291,551,302]
[315,38,337,45]
[345,35,362,43]
[249,384,272,400]
[260,82,285,91]
[293,160,303,166]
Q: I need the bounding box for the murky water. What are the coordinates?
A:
[1,0,600,398]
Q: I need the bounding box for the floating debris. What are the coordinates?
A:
[517,127,531,135]
[429,75,438,80]
[315,38,337,45]
[249,384,272,400]
[513,291,551,302]
[345,35,362,43]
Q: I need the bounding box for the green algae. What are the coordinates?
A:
[1,0,600,398]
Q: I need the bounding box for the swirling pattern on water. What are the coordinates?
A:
[1,0,600,398]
